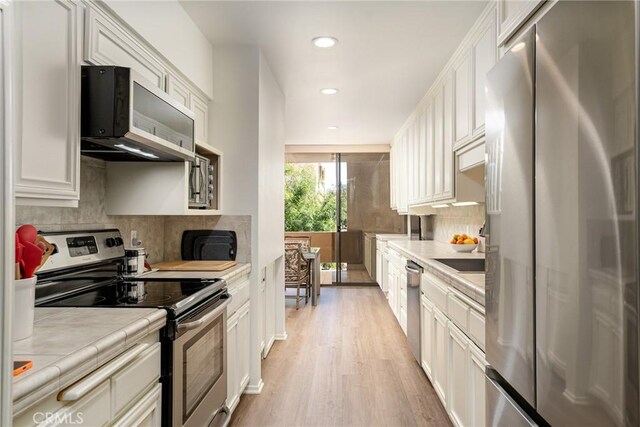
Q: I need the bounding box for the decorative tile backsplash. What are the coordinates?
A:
[16,157,251,264]
[432,205,485,243]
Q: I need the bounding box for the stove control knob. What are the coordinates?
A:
[105,238,116,248]
[114,237,124,247]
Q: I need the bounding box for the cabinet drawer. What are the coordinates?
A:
[45,381,111,427]
[227,278,250,316]
[469,308,485,350]
[447,293,469,333]
[111,343,161,417]
[425,277,448,314]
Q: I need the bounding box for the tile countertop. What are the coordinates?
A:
[13,307,166,414]
[387,240,485,306]
[141,262,251,281]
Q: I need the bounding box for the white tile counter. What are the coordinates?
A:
[387,240,485,305]
[13,307,166,415]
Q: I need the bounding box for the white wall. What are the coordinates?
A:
[258,53,285,268]
[104,0,214,98]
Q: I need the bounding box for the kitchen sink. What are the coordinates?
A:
[434,258,485,273]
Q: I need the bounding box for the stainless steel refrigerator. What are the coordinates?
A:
[485,1,638,426]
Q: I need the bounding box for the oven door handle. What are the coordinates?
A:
[177,297,231,333]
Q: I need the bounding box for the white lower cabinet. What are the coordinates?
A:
[470,344,487,427]
[14,337,162,427]
[226,290,251,414]
[420,271,487,427]
[113,383,162,427]
[448,321,471,427]
[433,307,449,406]
[420,294,434,379]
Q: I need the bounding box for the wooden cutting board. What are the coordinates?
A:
[152,260,237,271]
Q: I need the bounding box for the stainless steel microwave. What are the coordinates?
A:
[80,66,196,162]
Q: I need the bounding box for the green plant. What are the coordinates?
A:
[284,163,346,232]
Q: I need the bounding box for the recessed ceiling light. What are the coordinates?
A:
[451,201,479,207]
[320,88,339,95]
[327,126,339,130]
[312,36,338,48]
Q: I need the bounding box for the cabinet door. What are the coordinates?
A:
[448,321,470,427]
[433,88,444,198]
[166,74,191,108]
[421,295,434,379]
[425,101,435,201]
[15,0,82,206]
[190,93,209,146]
[390,143,397,209]
[442,73,455,200]
[433,307,448,407]
[238,302,251,392]
[453,51,472,147]
[472,14,497,136]
[469,345,487,427]
[406,126,415,204]
[418,109,427,201]
[226,312,240,411]
[84,7,166,89]
[113,383,162,427]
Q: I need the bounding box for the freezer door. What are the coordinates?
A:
[535,1,638,426]
[486,375,537,427]
[485,28,536,407]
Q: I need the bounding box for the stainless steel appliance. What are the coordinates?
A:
[410,215,433,240]
[81,66,196,162]
[485,2,638,425]
[34,229,231,427]
[189,154,215,209]
[406,260,422,363]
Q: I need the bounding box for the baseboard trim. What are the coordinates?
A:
[244,379,264,394]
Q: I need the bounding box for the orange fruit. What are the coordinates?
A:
[450,238,456,244]
[473,237,478,244]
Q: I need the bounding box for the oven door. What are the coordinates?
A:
[173,295,230,427]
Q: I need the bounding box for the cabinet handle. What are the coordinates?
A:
[57,343,149,402]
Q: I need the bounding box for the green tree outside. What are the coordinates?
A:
[284,163,347,232]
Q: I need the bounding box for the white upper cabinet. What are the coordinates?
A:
[190,93,209,147]
[433,88,444,199]
[472,12,497,137]
[167,74,191,107]
[497,0,544,46]
[391,3,495,209]
[453,51,472,148]
[442,73,455,200]
[84,7,166,89]
[167,74,210,147]
[15,0,83,207]
[425,101,435,201]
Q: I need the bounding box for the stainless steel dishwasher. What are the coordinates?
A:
[405,260,422,363]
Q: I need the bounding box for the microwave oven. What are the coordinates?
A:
[189,154,215,209]
[81,66,196,162]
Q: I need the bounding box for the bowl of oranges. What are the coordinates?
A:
[450,234,478,252]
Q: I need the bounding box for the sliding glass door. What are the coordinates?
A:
[285,152,403,285]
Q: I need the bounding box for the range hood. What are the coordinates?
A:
[81,66,196,162]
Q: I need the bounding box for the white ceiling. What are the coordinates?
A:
[180,1,487,146]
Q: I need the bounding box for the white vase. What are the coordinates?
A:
[13,276,36,341]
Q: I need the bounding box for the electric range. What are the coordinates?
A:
[35,229,231,427]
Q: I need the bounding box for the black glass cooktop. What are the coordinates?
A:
[37,278,225,317]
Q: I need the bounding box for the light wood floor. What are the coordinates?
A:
[229,286,451,427]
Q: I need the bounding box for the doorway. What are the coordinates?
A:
[285,152,404,285]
